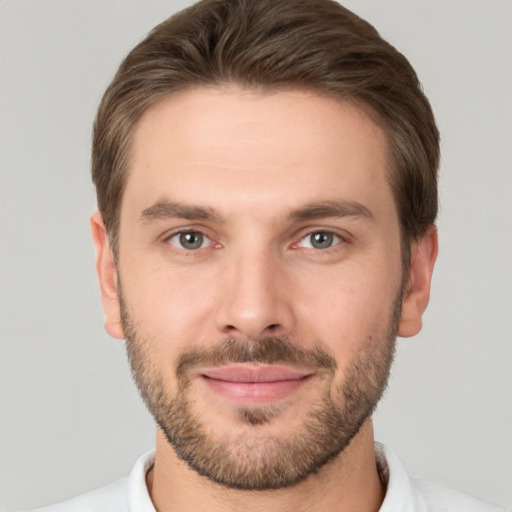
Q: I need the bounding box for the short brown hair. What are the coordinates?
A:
[92,0,439,260]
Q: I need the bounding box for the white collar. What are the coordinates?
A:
[127,449,156,511]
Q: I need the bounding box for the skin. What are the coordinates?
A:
[91,87,437,512]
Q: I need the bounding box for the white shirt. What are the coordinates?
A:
[31,443,507,512]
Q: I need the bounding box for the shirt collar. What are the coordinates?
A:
[127,449,157,512]
[375,442,417,511]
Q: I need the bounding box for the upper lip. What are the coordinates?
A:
[198,364,314,383]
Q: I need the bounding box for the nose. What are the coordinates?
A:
[215,246,296,340]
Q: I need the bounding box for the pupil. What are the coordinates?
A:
[312,232,332,249]
[180,232,203,249]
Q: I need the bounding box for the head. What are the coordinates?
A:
[91,0,439,491]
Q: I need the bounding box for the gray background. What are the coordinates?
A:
[1,0,511,510]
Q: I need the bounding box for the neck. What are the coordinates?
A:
[146,419,385,512]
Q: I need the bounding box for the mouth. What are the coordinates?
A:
[196,364,315,404]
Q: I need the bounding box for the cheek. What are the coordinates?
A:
[293,262,400,353]
[120,258,221,349]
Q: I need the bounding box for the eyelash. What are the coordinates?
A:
[164,230,217,252]
[293,230,344,251]
[163,227,348,257]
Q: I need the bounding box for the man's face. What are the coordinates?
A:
[93,87,431,489]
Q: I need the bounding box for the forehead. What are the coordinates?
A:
[123,86,393,221]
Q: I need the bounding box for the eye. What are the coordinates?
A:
[166,231,211,250]
[297,231,342,250]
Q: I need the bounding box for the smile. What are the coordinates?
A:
[197,364,315,404]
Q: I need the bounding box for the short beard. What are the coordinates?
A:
[121,293,400,490]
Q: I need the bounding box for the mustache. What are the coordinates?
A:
[176,336,337,378]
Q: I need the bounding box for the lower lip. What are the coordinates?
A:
[200,375,313,404]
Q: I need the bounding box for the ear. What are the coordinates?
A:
[398,226,438,338]
[90,212,125,340]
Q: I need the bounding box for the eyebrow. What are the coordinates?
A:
[139,200,224,223]
[288,200,374,222]
[139,199,373,224]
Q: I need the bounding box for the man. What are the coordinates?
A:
[30,0,506,510]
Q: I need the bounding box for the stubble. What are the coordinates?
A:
[121,292,399,490]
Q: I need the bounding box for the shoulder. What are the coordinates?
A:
[409,478,509,512]
[376,443,508,512]
[23,450,155,512]
[27,478,128,512]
